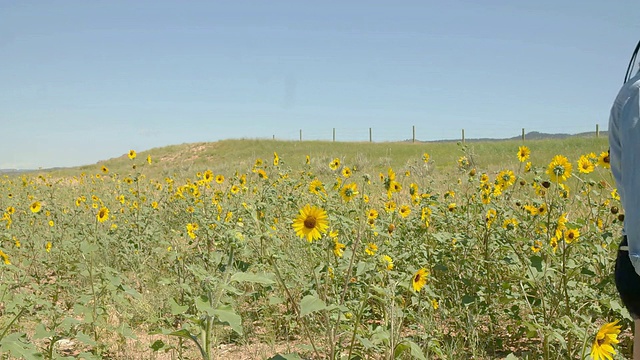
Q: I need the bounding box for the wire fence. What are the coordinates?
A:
[265,124,606,143]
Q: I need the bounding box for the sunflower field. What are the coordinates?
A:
[0,141,628,359]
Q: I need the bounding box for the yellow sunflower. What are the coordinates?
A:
[340,183,358,202]
[309,179,325,195]
[273,152,279,166]
[128,149,137,160]
[329,158,340,171]
[292,204,329,242]
[598,151,610,169]
[97,207,110,222]
[590,320,621,360]
[546,155,572,183]
[412,268,429,292]
[422,152,430,163]
[564,228,580,244]
[333,240,346,257]
[517,146,530,162]
[342,167,352,178]
[203,170,214,183]
[30,201,42,213]
[365,242,378,256]
[101,166,109,174]
[399,205,411,218]
[577,155,595,174]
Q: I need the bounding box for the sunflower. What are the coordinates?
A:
[230,185,240,195]
[598,151,610,169]
[422,152,430,163]
[517,146,530,162]
[546,155,572,183]
[525,162,532,173]
[292,204,329,242]
[485,209,497,228]
[399,205,411,218]
[101,166,109,174]
[329,158,340,171]
[431,299,439,310]
[257,169,268,179]
[590,320,621,360]
[564,228,580,244]
[367,209,379,220]
[151,201,159,209]
[147,155,152,164]
[384,201,396,212]
[497,170,515,187]
[6,206,15,215]
[502,218,518,230]
[333,240,346,257]
[342,167,352,178]
[381,255,393,270]
[412,268,429,292]
[30,201,41,213]
[447,203,456,212]
[340,183,358,202]
[96,207,109,223]
[577,155,595,174]
[273,152,279,166]
[365,242,378,256]
[203,170,214,183]
[0,249,10,265]
[128,150,137,160]
[305,155,310,165]
[309,179,325,195]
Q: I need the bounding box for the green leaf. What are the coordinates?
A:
[394,340,426,360]
[529,255,543,272]
[300,295,327,317]
[164,329,196,341]
[33,323,53,340]
[230,272,275,285]
[150,339,166,352]
[195,295,215,316]
[267,353,304,360]
[169,298,189,315]
[213,305,243,335]
[75,331,97,347]
[0,332,43,360]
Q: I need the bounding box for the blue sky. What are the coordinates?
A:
[1,1,638,169]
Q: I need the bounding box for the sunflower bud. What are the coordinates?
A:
[611,206,619,214]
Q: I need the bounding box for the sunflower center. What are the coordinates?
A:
[553,165,565,176]
[304,216,317,229]
[414,274,421,282]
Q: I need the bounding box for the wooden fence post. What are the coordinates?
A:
[369,128,372,143]
[461,129,465,143]
[412,125,416,143]
[300,129,302,141]
[333,128,336,142]
[522,128,525,142]
[596,124,600,138]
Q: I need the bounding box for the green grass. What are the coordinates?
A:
[48,135,610,180]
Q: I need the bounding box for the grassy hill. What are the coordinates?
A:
[35,134,609,181]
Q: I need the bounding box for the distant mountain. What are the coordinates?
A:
[416,130,608,143]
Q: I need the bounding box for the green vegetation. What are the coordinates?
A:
[0,135,626,360]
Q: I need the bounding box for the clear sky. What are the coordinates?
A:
[1,1,638,169]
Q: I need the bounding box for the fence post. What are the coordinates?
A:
[369,128,372,143]
[522,128,525,142]
[412,125,416,143]
[300,129,302,141]
[333,128,336,142]
[272,135,275,140]
[461,129,465,143]
[596,124,600,138]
